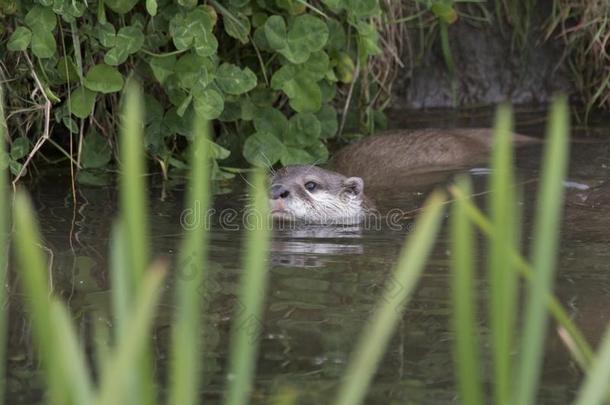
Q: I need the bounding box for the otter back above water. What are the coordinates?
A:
[269,127,536,223]
[330,128,536,190]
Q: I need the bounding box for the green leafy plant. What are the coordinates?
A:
[2,0,383,182]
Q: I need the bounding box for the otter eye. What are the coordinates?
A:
[304,181,318,192]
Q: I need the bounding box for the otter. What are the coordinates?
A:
[269,128,536,223]
[269,165,374,224]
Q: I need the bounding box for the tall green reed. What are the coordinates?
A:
[116,81,155,405]
[487,103,519,405]
[334,192,446,405]
[168,116,212,405]
[0,87,8,405]
[224,169,272,405]
[515,96,569,405]
[450,176,483,405]
[574,324,610,405]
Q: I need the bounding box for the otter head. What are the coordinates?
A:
[269,165,367,224]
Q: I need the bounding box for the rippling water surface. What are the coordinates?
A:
[6,109,610,404]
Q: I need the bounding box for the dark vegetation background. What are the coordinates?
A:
[0,0,608,185]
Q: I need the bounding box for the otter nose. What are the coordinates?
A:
[271,184,290,200]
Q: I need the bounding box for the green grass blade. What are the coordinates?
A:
[168,116,213,405]
[488,103,518,405]
[450,177,484,405]
[449,185,594,370]
[0,86,8,405]
[48,300,95,404]
[574,324,610,405]
[224,170,272,405]
[12,191,68,405]
[515,96,569,405]
[333,192,446,405]
[96,262,167,405]
[110,222,129,337]
[117,81,155,405]
[119,81,149,293]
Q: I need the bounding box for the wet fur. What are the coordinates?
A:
[331,128,536,191]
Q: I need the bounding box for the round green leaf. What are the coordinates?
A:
[170,9,217,56]
[215,63,257,95]
[253,107,288,137]
[7,27,32,51]
[69,87,97,118]
[52,0,85,21]
[81,131,112,169]
[287,113,321,146]
[10,138,30,160]
[193,88,224,119]
[104,46,129,66]
[117,26,145,54]
[281,147,315,166]
[84,64,124,93]
[327,18,346,51]
[31,30,56,58]
[264,15,287,50]
[301,51,330,80]
[282,76,322,113]
[356,21,381,57]
[193,30,218,57]
[146,0,158,16]
[346,0,380,17]
[104,0,139,14]
[174,54,212,89]
[243,131,284,167]
[96,23,116,48]
[316,104,338,139]
[270,64,297,91]
[149,56,176,84]
[25,6,57,32]
[431,3,458,23]
[224,11,250,44]
[288,15,328,53]
[306,141,329,163]
[169,15,192,50]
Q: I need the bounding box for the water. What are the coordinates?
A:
[5,109,610,404]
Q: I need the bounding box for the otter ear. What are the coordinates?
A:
[342,177,364,197]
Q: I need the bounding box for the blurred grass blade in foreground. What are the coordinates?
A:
[169,116,213,405]
[117,81,155,404]
[450,176,483,405]
[574,323,610,405]
[487,103,519,405]
[334,192,445,405]
[96,261,167,405]
[515,96,569,405]
[13,191,84,405]
[0,87,8,405]
[119,80,150,298]
[224,169,272,405]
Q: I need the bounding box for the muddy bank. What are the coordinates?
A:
[392,4,573,109]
